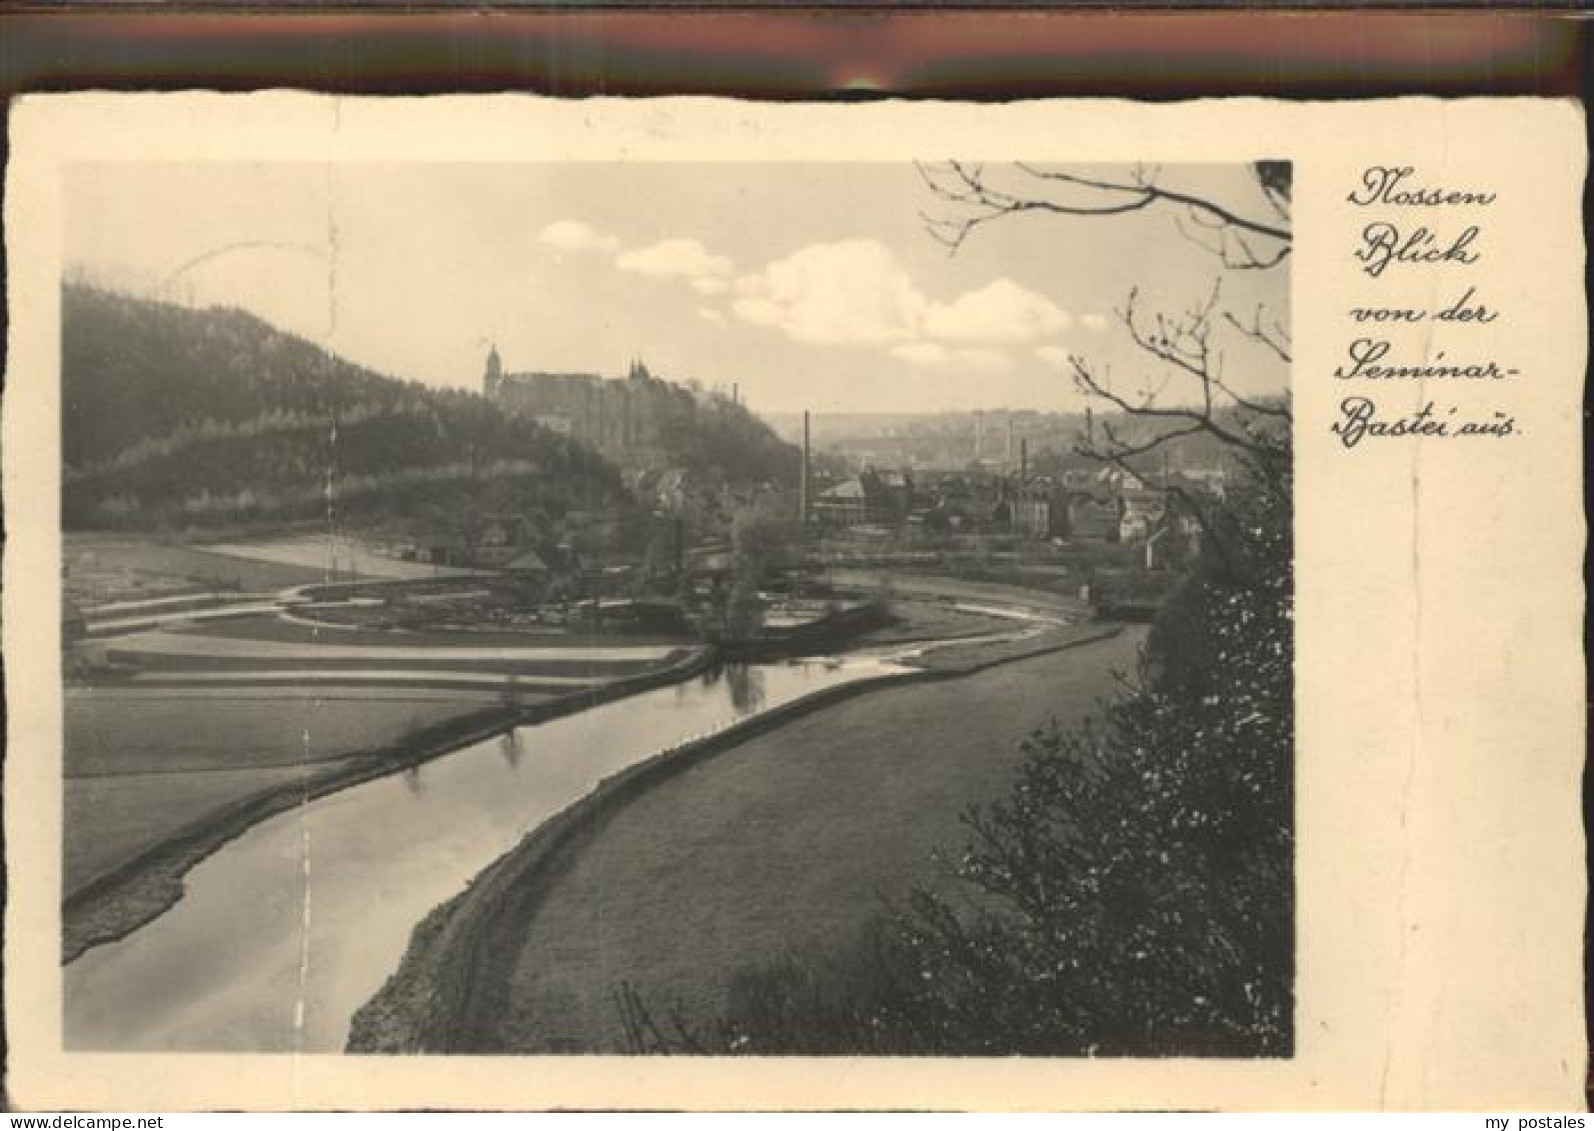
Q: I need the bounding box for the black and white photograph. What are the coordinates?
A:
[55,156,1295,1058]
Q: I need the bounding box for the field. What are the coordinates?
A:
[851,597,1033,646]
[65,532,484,612]
[64,766,319,897]
[478,626,1146,1052]
[204,534,478,581]
[63,691,490,895]
[66,536,337,605]
[181,615,692,649]
[907,622,1113,672]
[829,569,1086,618]
[66,692,487,776]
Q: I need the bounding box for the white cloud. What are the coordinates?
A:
[725,240,1061,373]
[1080,312,1110,332]
[1034,345,1071,368]
[698,307,727,326]
[616,238,733,286]
[731,239,925,346]
[922,278,1069,344]
[537,219,620,254]
[691,276,730,296]
[731,296,784,329]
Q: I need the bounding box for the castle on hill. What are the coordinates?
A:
[483,345,697,464]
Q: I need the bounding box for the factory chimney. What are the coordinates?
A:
[799,410,811,526]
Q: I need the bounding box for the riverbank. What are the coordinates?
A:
[850,596,1046,647]
[346,622,1130,1053]
[62,646,715,964]
[829,569,1086,620]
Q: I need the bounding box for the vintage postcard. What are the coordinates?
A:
[3,94,1585,1110]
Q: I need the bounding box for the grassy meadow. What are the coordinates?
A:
[66,535,337,606]
[66,693,486,776]
[478,627,1145,1052]
[64,766,319,897]
[63,692,491,896]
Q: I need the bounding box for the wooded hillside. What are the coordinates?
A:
[62,286,632,531]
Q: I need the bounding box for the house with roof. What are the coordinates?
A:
[504,547,550,576]
[814,478,869,526]
[813,469,917,528]
[1118,488,1168,544]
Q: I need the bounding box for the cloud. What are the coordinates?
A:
[1034,345,1071,368]
[890,342,1011,371]
[698,307,727,326]
[731,241,1069,368]
[731,239,926,346]
[537,219,620,254]
[730,296,783,328]
[922,278,1069,344]
[1080,312,1110,332]
[616,239,734,290]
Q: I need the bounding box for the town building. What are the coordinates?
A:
[1117,488,1168,544]
[813,468,917,528]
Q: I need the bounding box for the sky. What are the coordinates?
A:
[65,162,1289,416]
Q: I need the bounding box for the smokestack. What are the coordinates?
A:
[974,411,984,460]
[1020,438,1028,484]
[1007,418,1017,470]
[800,410,811,526]
[732,383,739,406]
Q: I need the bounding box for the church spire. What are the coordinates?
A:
[484,342,503,399]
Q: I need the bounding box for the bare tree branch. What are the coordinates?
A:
[1064,280,1289,465]
[921,161,1292,261]
[1223,305,1293,364]
[1071,353,1277,462]
[1009,164,1291,243]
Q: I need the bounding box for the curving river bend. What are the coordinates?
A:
[63,644,969,1052]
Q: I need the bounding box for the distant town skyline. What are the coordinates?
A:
[65,162,1288,416]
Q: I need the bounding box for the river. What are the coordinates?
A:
[63,646,944,1052]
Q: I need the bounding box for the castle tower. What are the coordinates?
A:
[483,343,502,400]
